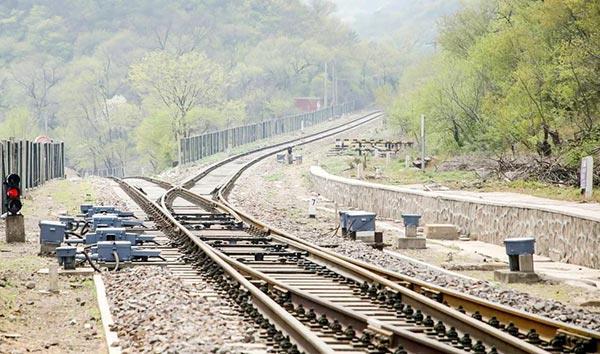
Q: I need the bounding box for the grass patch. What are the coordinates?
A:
[0,255,45,273]
[319,154,598,203]
[479,179,600,203]
[22,179,96,216]
[264,171,284,182]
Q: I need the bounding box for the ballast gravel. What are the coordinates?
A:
[103,266,263,354]
[230,165,600,333]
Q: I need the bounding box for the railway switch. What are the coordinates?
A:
[81,204,135,218]
[59,215,77,230]
[91,214,143,229]
[97,241,132,262]
[83,227,154,245]
[56,246,77,270]
[95,241,162,262]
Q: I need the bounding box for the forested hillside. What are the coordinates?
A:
[334,0,461,51]
[386,0,600,184]
[0,0,402,173]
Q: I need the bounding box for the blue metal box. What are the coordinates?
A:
[92,214,122,229]
[56,246,77,269]
[80,204,93,214]
[59,215,76,230]
[339,210,351,230]
[131,246,162,260]
[97,241,132,262]
[401,214,421,227]
[39,221,66,245]
[84,205,135,218]
[504,237,535,256]
[346,211,376,232]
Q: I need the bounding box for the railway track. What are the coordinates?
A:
[116,110,599,353]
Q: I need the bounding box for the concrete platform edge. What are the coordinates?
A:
[94,273,121,354]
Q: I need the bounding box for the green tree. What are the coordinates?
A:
[129,51,225,144]
[0,106,38,139]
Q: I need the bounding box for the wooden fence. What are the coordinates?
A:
[0,139,65,192]
[180,102,356,164]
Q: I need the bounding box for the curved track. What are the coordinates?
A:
[119,110,600,354]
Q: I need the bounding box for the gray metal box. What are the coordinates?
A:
[92,214,122,229]
[56,246,77,269]
[504,237,535,255]
[39,221,66,245]
[346,211,376,232]
[97,241,132,262]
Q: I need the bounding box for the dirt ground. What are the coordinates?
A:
[229,122,600,309]
[0,175,115,354]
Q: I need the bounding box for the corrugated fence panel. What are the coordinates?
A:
[1,139,66,214]
[180,101,356,164]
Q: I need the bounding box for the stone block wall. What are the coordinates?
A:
[309,166,600,269]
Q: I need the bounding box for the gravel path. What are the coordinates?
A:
[103,266,264,354]
[229,154,600,332]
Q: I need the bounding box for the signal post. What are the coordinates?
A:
[3,174,25,243]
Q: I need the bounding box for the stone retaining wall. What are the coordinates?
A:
[309,166,600,269]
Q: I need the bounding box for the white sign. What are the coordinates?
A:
[581,156,593,199]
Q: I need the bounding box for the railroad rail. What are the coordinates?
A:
[116,110,599,353]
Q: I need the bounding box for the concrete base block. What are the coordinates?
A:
[39,243,59,256]
[397,236,426,249]
[494,270,540,284]
[518,254,535,272]
[424,224,459,240]
[404,225,418,237]
[38,267,95,276]
[5,214,25,243]
[356,234,375,243]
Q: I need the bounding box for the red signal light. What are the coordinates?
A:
[6,187,20,199]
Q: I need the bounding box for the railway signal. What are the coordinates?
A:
[3,173,25,242]
[4,173,22,215]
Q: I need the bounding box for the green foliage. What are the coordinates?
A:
[0,0,413,173]
[135,110,175,170]
[0,106,38,139]
[130,51,225,140]
[385,0,600,169]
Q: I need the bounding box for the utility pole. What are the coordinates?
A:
[331,61,336,106]
[420,114,426,171]
[323,62,328,107]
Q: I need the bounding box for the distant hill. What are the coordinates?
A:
[331,0,462,51]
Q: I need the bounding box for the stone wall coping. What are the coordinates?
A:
[310,166,600,223]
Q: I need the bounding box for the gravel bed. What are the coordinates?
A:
[230,166,600,333]
[103,266,263,353]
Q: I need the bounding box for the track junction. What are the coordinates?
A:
[108,111,598,354]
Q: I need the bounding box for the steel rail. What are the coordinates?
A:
[156,110,544,353]
[180,110,383,190]
[115,178,335,354]
[130,109,598,353]
[172,110,600,353]
[168,187,544,354]
[211,145,600,352]
[163,188,466,354]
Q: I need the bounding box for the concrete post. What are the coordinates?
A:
[5,214,25,242]
[420,114,425,171]
[581,156,593,200]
